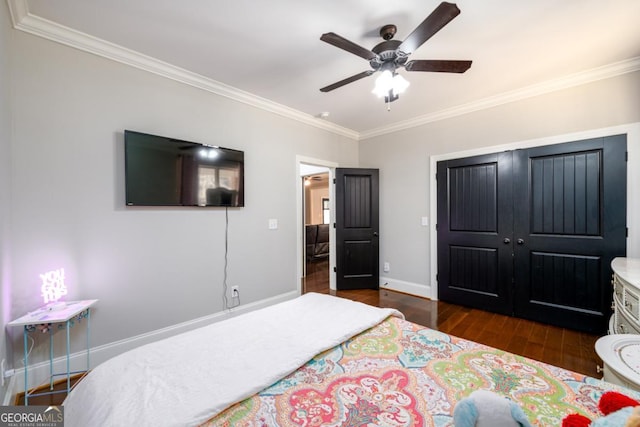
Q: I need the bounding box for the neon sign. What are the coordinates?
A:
[40,268,68,304]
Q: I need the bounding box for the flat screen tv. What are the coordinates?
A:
[124,130,244,207]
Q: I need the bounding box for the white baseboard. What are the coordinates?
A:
[380,277,432,299]
[2,290,299,403]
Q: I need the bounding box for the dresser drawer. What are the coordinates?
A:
[624,287,640,321]
[614,277,624,305]
[615,306,640,335]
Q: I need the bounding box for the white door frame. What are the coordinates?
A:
[296,156,339,293]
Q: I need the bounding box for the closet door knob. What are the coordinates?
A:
[503,238,511,244]
[517,238,525,245]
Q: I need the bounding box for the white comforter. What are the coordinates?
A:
[63,293,403,427]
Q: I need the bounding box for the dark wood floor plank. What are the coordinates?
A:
[477,328,505,350]
[513,318,534,340]
[546,326,564,350]
[528,323,549,351]
[521,343,545,362]
[437,310,468,333]
[505,335,528,355]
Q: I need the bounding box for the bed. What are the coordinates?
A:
[63,293,639,426]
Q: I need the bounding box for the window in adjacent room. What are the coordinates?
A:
[322,198,330,224]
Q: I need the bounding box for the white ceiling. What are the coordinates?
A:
[16,0,640,137]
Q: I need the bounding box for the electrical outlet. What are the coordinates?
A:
[231,286,240,298]
[383,262,390,273]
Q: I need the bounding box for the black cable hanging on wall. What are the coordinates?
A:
[223,206,240,310]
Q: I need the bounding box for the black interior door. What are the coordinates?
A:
[335,168,379,290]
[436,152,514,314]
[512,135,627,332]
[437,135,627,333]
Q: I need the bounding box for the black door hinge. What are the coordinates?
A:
[627,227,629,238]
[333,178,336,184]
[333,266,337,272]
[333,223,336,228]
[626,152,629,162]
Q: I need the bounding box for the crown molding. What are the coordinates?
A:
[360,56,640,140]
[6,0,359,141]
[8,0,640,142]
[6,0,27,26]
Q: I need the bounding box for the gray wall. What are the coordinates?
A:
[6,29,358,365]
[360,71,640,297]
[0,0,12,396]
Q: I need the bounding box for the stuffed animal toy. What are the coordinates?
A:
[562,391,640,427]
[453,390,533,427]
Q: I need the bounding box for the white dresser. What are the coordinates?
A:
[610,257,640,335]
[595,258,640,390]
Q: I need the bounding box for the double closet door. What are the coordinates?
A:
[437,135,627,333]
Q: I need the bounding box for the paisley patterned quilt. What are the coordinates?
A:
[203,316,638,426]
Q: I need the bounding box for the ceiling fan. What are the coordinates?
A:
[304,174,327,186]
[319,2,472,104]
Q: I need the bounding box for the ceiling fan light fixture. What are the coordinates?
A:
[392,73,410,94]
[372,70,410,99]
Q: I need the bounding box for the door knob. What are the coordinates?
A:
[373,232,379,237]
[503,238,510,244]
[517,238,525,245]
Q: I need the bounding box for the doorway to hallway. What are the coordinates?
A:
[300,163,331,293]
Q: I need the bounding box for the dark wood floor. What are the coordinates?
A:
[303,259,602,378]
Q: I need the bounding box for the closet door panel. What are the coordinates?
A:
[437,152,513,314]
[513,135,627,333]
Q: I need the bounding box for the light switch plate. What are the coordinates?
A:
[268,218,278,230]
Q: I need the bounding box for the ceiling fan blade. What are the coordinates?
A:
[398,2,461,54]
[320,70,375,92]
[405,59,472,73]
[320,32,377,61]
